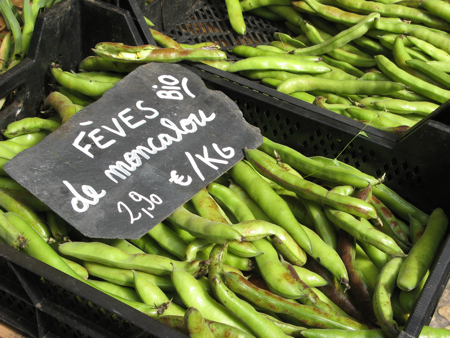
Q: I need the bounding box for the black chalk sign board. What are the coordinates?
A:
[4,63,263,239]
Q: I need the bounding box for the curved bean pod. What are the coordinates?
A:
[252,238,305,299]
[407,35,450,62]
[2,117,60,138]
[337,229,377,326]
[335,0,450,30]
[397,208,448,291]
[93,45,227,63]
[212,271,291,337]
[375,54,450,103]
[293,13,380,56]
[408,27,450,54]
[172,265,252,334]
[59,241,210,277]
[246,148,377,219]
[133,270,185,316]
[227,56,332,74]
[0,211,25,249]
[148,222,190,260]
[373,257,404,338]
[191,187,261,257]
[0,189,52,242]
[51,67,117,99]
[277,75,405,95]
[79,55,141,73]
[167,206,244,243]
[229,161,313,253]
[324,206,406,257]
[406,58,450,88]
[300,328,386,337]
[185,307,216,338]
[156,314,255,338]
[83,262,175,290]
[223,270,371,330]
[88,279,140,302]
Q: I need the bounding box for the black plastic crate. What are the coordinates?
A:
[132,0,450,144]
[2,59,450,337]
[0,0,146,131]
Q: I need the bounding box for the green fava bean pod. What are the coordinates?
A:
[223,270,371,330]
[226,0,246,35]
[293,13,381,56]
[421,0,450,24]
[227,56,332,74]
[245,148,377,220]
[51,67,118,99]
[147,222,189,260]
[0,189,53,243]
[93,43,227,63]
[2,117,61,138]
[300,328,387,338]
[277,75,405,95]
[324,206,406,257]
[408,27,450,55]
[207,182,305,265]
[265,5,304,27]
[156,315,255,338]
[228,179,273,222]
[208,244,290,338]
[172,266,252,334]
[302,198,338,251]
[191,187,261,258]
[0,211,25,250]
[185,307,216,338]
[406,58,450,88]
[57,86,96,107]
[167,206,244,243]
[407,35,450,62]
[229,161,312,254]
[83,262,175,290]
[59,241,209,277]
[231,45,320,62]
[87,279,141,302]
[233,220,306,265]
[252,238,305,299]
[133,271,185,316]
[397,208,449,291]
[78,55,141,73]
[373,257,404,338]
[399,269,429,314]
[239,0,291,12]
[128,234,178,259]
[373,98,439,116]
[334,0,450,31]
[375,54,450,103]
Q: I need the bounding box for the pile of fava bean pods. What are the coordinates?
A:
[216,0,450,134]
[67,17,450,135]
[0,95,449,337]
[0,28,448,337]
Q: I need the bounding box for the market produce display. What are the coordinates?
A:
[0,55,449,336]
[0,10,450,337]
[214,0,450,134]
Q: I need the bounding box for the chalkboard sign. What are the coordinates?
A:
[4,63,263,239]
